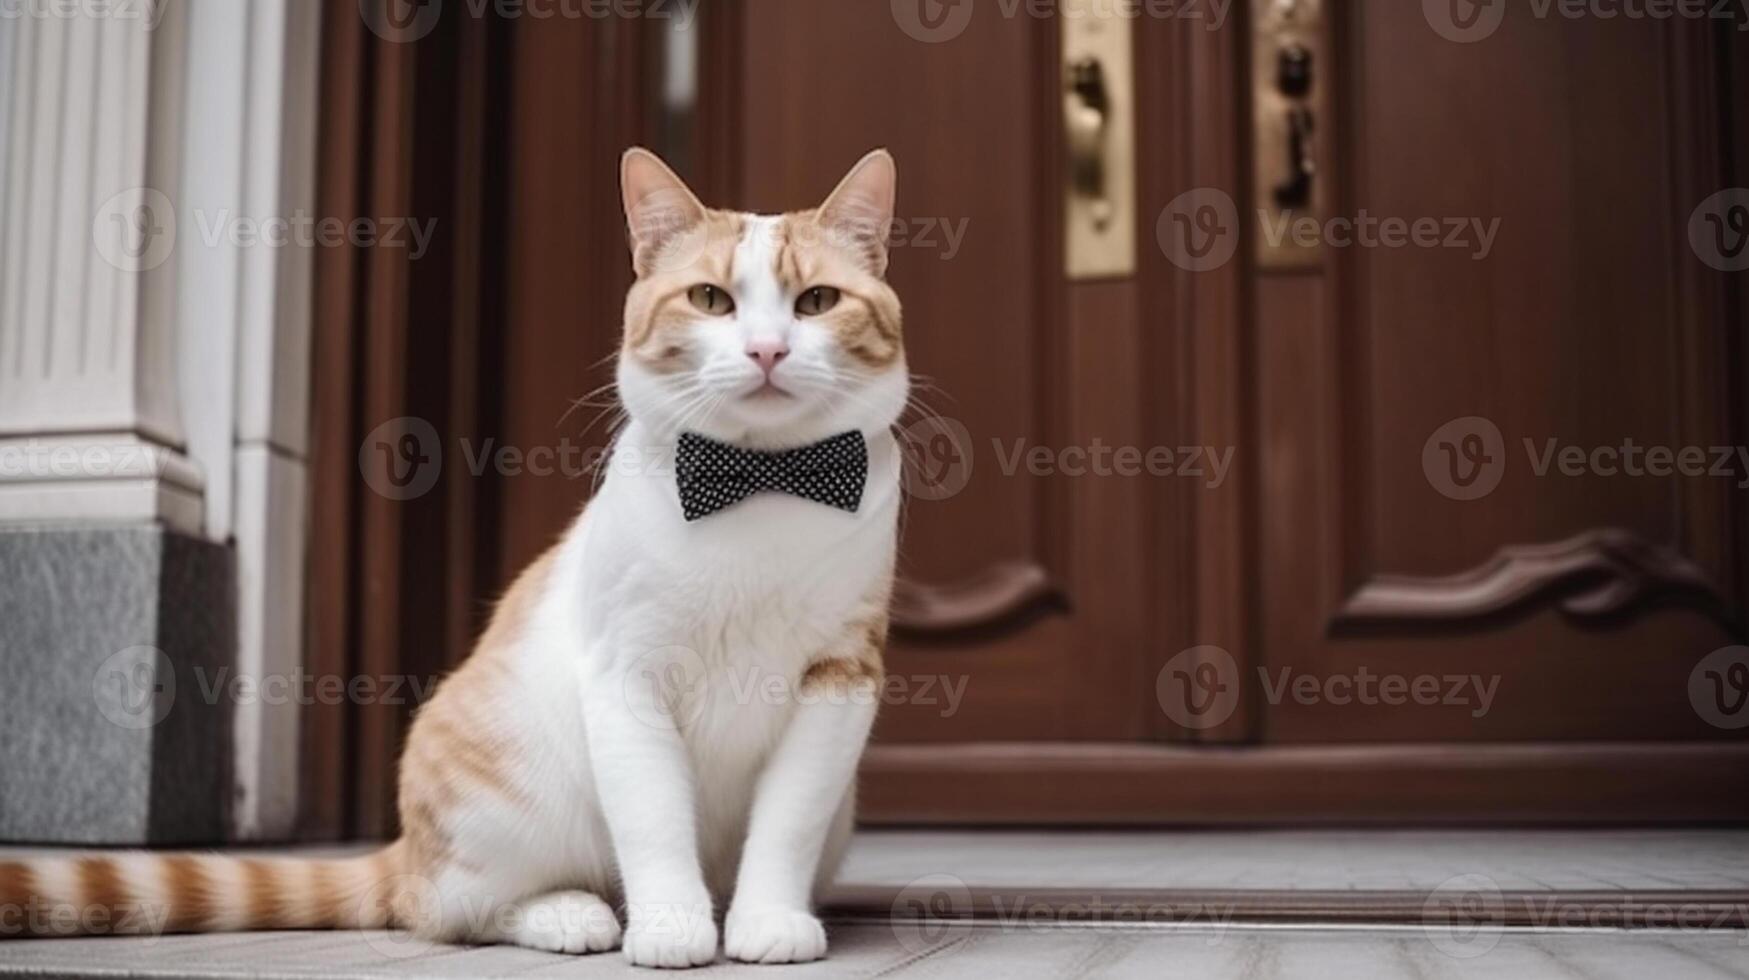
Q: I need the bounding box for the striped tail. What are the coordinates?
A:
[0,844,408,939]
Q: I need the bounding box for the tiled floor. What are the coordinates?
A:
[0,924,1746,979]
[3,830,1748,978]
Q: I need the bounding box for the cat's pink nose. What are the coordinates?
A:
[745,339,789,376]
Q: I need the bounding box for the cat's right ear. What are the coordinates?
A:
[621,148,707,275]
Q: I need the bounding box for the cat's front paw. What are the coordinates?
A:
[724,905,828,964]
[622,897,718,969]
[503,890,621,954]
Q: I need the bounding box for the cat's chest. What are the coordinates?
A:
[656,528,871,662]
[600,485,890,619]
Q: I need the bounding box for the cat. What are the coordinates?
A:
[0,148,907,968]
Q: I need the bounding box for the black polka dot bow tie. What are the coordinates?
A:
[675,431,869,522]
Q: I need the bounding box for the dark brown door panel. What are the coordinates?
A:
[1254,5,1746,744]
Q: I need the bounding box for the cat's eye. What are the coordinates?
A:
[687,284,735,316]
[795,286,842,317]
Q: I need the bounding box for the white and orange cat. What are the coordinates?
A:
[0,148,906,968]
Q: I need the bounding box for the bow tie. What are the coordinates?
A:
[675,431,869,522]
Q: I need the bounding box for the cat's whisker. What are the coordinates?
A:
[559,379,624,428]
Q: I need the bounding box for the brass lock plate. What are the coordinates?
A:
[1253,0,1330,269]
[1063,0,1136,280]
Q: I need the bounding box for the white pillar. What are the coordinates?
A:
[0,0,324,841]
[0,0,203,535]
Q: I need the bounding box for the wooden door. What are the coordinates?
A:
[1257,3,1744,741]
[1240,3,1749,816]
[311,0,1749,836]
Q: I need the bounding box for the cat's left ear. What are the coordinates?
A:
[818,149,897,277]
[622,147,708,276]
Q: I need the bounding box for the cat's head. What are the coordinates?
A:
[616,148,907,450]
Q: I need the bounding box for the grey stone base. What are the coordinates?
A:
[0,525,234,845]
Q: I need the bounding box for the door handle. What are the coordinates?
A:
[1065,57,1113,230]
[1252,0,1329,268]
[1061,0,1135,279]
[1272,106,1315,209]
